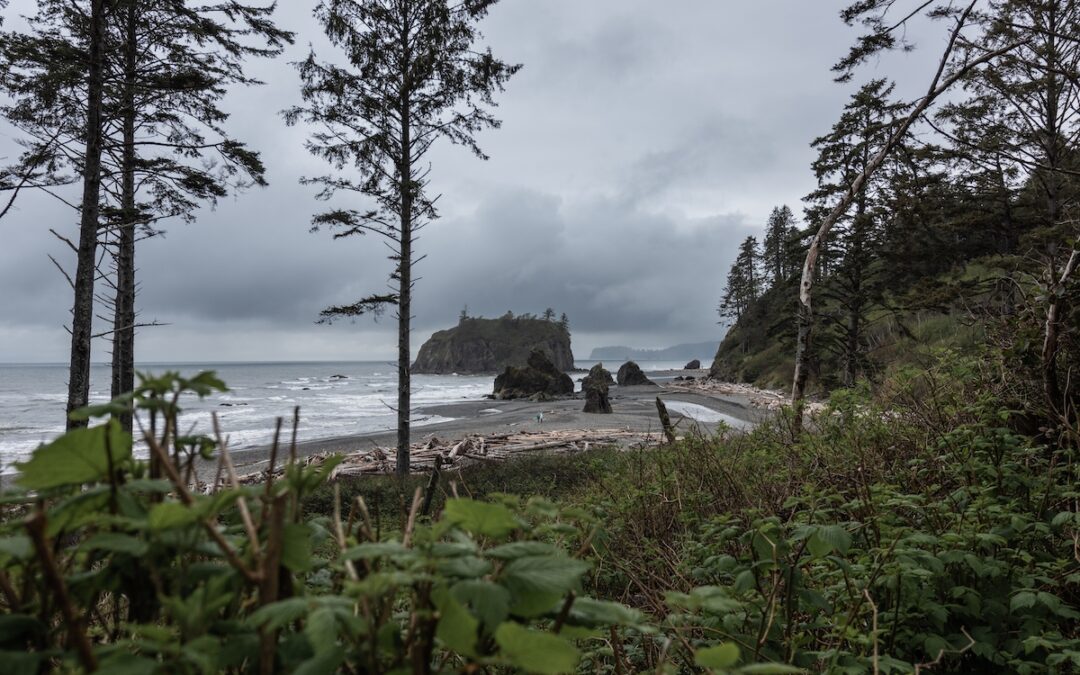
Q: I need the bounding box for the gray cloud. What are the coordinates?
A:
[0,0,937,362]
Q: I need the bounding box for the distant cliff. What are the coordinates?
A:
[589,341,718,363]
[413,315,575,374]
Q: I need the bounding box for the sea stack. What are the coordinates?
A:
[582,363,613,414]
[617,361,655,386]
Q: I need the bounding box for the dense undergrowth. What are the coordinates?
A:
[1,355,1078,673]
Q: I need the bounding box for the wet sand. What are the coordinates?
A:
[224,371,766,476]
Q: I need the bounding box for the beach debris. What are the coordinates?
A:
[240,428,659,481]
[616,361,656,386]
[664,378,826,414]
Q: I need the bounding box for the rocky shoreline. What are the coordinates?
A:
[221,370,770,478]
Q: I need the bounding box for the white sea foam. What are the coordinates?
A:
[0,362,492,473]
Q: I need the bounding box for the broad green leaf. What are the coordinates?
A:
[502,556,589,617]
[487,541,559,560]
[438,555,491,578]
[434,586,479,657]
[738,664,804,673]
[1010,591,1036,611]
[282,523,313,572]
[123,479,175,494]
[494,622,580,674]
[248,598,311,630]
[696,642,740,669]
[148,502,197,531]
[502,556,589,595]
[0,536,32,561]
[16,420,132,490]
[567,597,645,628]
[817,525,852,554]
[95,652,158,675]
[82,533,149,557]
[293,645,346,675]
[452,580,511,630]
[0,614,45,643]
[808,525,851,558]
[444,499,519,539]
[305,607,338,655]
[343,542,412,561]
[0,650,44,675]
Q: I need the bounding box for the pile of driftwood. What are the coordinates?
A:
[665,378,789,410]
[240,428,658,482]
[665,379,829,415]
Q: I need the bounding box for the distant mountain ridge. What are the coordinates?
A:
[589,342,718,362]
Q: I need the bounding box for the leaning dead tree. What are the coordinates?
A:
[792,0,1023,412]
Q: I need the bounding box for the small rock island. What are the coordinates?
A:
[413,310,575,374]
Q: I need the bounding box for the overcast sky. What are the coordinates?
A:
[0,1,940,363]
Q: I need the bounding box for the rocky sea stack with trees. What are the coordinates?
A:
[413,310,574,374]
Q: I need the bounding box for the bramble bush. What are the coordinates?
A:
[0,373,773,674]
[1,355,1077,673]
[577,354,1080,673]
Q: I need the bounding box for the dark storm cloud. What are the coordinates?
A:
[411,187,758,338]
[0,0,939,361]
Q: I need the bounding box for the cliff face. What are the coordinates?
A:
[413,316,575,374]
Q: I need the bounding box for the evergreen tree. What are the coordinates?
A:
[0,0,291,429]
[543,307,555,322]
[939,0,1080,413]
[287,0,519,477]
[804,79,907,387]
[559,313,570,331]
[719,236,762,322]
[762,205,797,286]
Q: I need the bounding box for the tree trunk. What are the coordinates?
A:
[396,14,413,480]
[112,0,137,433]
[66,0,108,429]
[1042,245,1079,422]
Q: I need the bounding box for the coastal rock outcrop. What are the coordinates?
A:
[580,362,614,391]
[617,361,655,386]
[414,315,574,374]
[493,349,574,400]
[581,363,613,414]
[684,359,701,370]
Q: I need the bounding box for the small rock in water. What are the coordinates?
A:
[330,374,348,380]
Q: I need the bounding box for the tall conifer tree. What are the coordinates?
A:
[0,0,292,429]
[288,0,520,477]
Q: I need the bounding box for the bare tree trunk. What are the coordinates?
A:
[66,0,108,429]
[112,0,137,432]
[1042,245,1079,421]
[396,16,413,480]
[792,3,1016,405]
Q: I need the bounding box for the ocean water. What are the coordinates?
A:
[0,359,696,473]
[0,361,492,473]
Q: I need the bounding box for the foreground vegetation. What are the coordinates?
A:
[0,353,1077,673]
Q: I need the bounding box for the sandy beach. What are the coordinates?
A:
[221,369,769,477]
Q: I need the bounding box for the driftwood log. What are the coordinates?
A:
[237,428,662,483]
